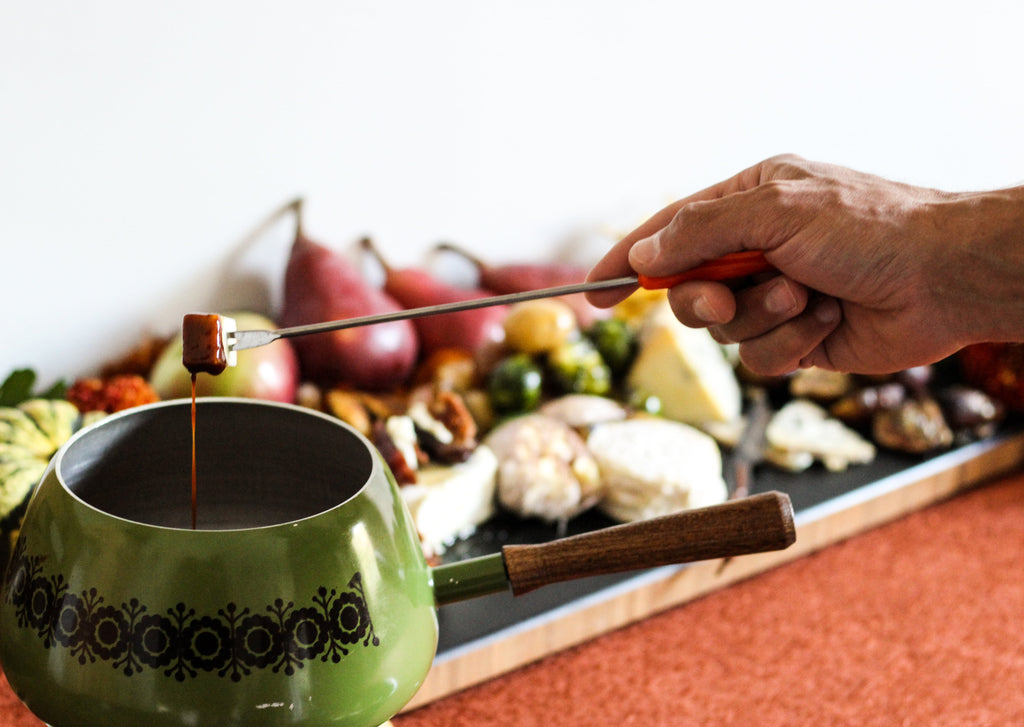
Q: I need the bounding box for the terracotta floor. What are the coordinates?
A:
[4,472,1024,726]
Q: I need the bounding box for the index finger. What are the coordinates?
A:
[584,156,787,308]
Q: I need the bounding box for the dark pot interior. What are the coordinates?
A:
[57,400,374,530]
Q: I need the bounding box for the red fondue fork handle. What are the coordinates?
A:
[636,250,772,288]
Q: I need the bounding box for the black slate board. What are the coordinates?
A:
[432,421,1019,656]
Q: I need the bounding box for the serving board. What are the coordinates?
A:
[403,423,1024,710]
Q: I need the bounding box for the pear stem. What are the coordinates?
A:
[244,197,304,243]
[359,236,393,274]
[291,197,305,239]
[433,241,487,273]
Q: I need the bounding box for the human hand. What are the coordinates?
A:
[587,154,1023,375]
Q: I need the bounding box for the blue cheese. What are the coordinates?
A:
[627,303,741,424]
[766,399,876,472]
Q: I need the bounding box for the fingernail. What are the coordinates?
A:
[693,294,719,323]
[629,231,661,267]
[764,279,798,315]
[814,296,841,324]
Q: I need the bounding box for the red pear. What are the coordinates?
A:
[361,238,507,356]
[280,232,419,390]
[434,242,611,328]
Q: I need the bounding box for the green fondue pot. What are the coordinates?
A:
[0,398,795,727]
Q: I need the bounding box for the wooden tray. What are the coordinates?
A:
[403,425,1024,710]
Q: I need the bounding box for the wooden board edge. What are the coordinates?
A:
[402,432,1024,711]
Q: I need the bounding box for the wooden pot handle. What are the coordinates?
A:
[502,491,796,596]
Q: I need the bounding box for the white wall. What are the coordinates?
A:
[3,0,1022,387]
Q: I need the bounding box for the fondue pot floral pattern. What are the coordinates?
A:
[2,538,380,681]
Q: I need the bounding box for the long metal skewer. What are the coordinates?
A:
[224,250,774,354]
[229,275,640,352]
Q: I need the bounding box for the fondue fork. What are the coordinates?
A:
[221,251,772,359]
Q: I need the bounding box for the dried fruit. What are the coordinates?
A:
[959,342,1024,411]
[66,374,159,414]
[100,335,170,378]
[412,348,480,392]
[371,418,419,485]
[873,398,954,454]
[324,389,373,436]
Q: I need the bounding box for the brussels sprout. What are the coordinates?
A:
[547,339,612,397]
[487,354,544,415]
[585,318,638,377]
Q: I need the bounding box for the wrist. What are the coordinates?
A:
[935,186,1024,345]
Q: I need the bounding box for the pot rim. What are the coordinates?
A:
[50,396,384,534]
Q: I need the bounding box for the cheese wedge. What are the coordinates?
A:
[399,445,498,557]
[627,304,741,424]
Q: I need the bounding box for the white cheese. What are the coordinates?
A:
[588,417,727,522]
[627,303,741,425]
[765,399,876,472]
[399,445,498,557]
[385,415,420,473]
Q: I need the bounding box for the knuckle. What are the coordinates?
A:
[738,344,795,377]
